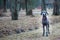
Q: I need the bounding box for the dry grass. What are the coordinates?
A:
[50,15,60,24]
[0,15,60,40]
[0,16,41,37]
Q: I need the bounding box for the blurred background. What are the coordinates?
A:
[0,0,60,40]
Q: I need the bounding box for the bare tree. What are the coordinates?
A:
[11,0,19,20]
[25,0,33,16]
[3,0,7,12]
[53,0,59,15]
[41,0,46,11]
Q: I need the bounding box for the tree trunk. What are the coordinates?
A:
[41,0,46,11]
[3,0,7,12]
[27,9,33,15]
[25,0,33,16]
[25,0,28,15]
[0,0,3,16]
[12,0,18,20]
[12,10,18,20]
[53,0,59,15]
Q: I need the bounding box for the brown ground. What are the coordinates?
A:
[0,15,60,40]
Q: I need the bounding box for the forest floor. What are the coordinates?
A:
[0,15,60,40]
[0,9,60,40]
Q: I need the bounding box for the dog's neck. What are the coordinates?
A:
[43,16,47,20]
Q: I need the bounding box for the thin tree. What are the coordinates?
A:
[3,0,7,12]
[53,0,59,15]
[41,0,46,11]
[25,0,28,15]
[25,0,33,16]
[11,0,18,20]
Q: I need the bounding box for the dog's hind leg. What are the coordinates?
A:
[48,23,50,34]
